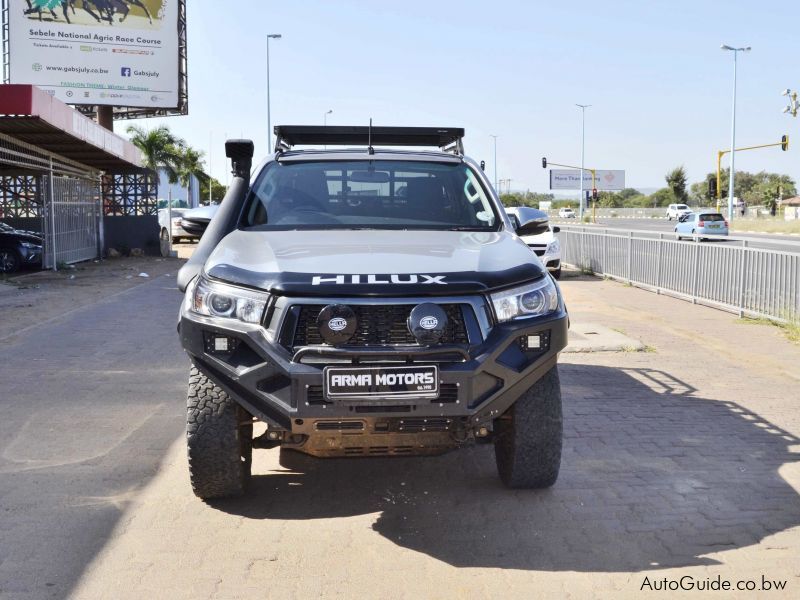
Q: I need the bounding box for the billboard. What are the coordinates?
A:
[5,0,180,110]
[549,169,626,191]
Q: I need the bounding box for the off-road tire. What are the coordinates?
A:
[493,365,562,489]
[186,366,252,499]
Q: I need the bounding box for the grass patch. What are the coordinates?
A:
[738,316,800,344]
[730,219,800,235]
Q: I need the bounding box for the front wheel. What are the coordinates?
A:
[494,366,562,489]
[0,248,21,274]
[186,366,252,499]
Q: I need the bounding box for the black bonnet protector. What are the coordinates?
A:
[206,262,546,297]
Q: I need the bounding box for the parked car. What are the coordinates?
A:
[506,207,562,278]
[0,222,43,274]
[180,204,219,237]
[175,127,568,498]
[157,199,194,244]
[558,207,576,219]
[666,203,691,220]
[674,212,729,240]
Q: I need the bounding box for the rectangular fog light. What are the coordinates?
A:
[526,335,541,349]
[203,332,240,355]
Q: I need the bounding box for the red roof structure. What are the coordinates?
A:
[0,84,142,172]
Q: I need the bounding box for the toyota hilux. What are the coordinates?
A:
[177,126,569,498]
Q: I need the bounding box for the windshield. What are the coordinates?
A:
[700,213,725,222]
[241,160,499,231]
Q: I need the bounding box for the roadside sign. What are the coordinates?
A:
[549,169,626,191]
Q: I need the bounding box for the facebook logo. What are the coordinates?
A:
[120,67,131,77]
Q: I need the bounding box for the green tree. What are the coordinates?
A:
[199,177,228,203]
[648,187,676,208]
[177,146,206,189]
[665,166,688,203]
[690,169,796,205]
[126,124,185,184]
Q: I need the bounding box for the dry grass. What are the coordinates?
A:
[738,316,800,344]
[730,219,800,235]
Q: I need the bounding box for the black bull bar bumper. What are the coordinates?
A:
[179,308,569,433]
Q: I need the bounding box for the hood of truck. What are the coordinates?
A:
[204,229,544,296]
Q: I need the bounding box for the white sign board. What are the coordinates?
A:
[7,0,179,109]
[549,169,626,191]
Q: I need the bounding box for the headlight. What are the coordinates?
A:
[546,239,560,253]
[490,277,559,322]
[191,275,269,324]
[20,241,41,249]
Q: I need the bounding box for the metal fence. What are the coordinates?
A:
[42,176,101,269]
[558,226,800,323]
[1,132,102,270]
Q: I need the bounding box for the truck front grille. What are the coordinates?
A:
[291,304,469,348]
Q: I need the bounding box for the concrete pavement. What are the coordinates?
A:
[2,266,800,599]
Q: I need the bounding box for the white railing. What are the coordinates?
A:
[557,226,800,323]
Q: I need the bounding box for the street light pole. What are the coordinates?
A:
[266,33,282,155]
[576,104,590,221]
[721,44,750,222]
[324,109,332,126]
[490,135,498,195]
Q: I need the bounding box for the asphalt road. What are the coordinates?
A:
[553,218,800,253]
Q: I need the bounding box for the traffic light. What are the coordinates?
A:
[781,135,789,151]
[541,157,547,168]
[708,178,717,198]
[592,188,598,201]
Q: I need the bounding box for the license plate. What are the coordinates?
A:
[708,224,720,228]
[324,365,439,400]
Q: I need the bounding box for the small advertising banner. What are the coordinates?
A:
[549,169,626,191]
[6,0,179,109]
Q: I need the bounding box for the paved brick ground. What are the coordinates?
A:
[2,271,799,599]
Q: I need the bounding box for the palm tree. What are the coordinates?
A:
[126,124,185,185]
[176,145,208,205]
[178,146,206,188]
[665,166,689,203]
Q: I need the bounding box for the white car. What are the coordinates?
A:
[558,207,576,219]
[666,203,691,220]
[506,207,562,279]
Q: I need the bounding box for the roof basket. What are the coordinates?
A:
[273,125,465,155]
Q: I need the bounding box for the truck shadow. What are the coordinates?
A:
[213,364,800,572]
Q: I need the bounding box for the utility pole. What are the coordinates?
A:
[266,33,282,154]
[721,44,750,222]
[490,135,498,195]
[576,104,590,221]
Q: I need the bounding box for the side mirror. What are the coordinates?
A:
[552,226,560,233]
[513,206,550,237]
[480,160,486,171]
[517,219,550,237]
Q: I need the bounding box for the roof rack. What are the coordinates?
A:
[273,125,465,155]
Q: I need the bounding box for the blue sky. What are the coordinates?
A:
[128,0,799,193]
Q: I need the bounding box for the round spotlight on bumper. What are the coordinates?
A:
[408,303,448,345]
[317,304,357,345]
